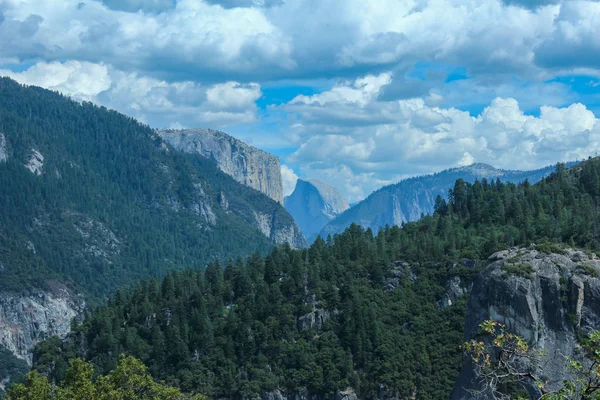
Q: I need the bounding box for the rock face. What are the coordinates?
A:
[25,149,44,175]
[285,179,349,242]
[0,133,7,162]
[436,276,471,308]
[158,129,284,204]
[0,283,85,365]
[452,246,600,399]
[253,211,306,249]
[321,163,572,237]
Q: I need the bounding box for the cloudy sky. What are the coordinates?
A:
[2,0,600,202]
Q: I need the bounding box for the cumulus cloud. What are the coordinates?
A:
[280,165,298,197]
[0,61,111,101]
[1,60,262,128]
[282,73,600,202]
[1,0,599,83]
[534,1,600,71]
[0,0,295,82]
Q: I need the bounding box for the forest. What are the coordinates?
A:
[28,157,600,399]
[0,77,295,298]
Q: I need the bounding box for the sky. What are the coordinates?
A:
[1,0,600,202]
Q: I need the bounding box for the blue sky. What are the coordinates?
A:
[1,0,600,202]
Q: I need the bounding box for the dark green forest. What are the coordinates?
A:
[32,157,600,399]
[0,77,297,298]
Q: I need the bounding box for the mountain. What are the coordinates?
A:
[284,179,349,241]
[0,77,304,366]
[158,128,284,205]
[31,158,600,399]
[320,162,571,238]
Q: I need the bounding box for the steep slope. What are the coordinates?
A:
[0,78,304,363]
[320,162,570,237]
[158,128,284,204]
[284,179,349,242]
[452,246,600,399]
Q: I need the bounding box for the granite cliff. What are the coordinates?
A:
[320,163,570,237]
[158,128,284,204]
[452,246,600,399]
[0,283,84,365]
[284,179,349,242]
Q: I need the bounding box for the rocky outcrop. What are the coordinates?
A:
[158,129,284,204]
[321,162,572,237]
[285,179,349,242]
[253,211,306,249]
[25,148,44,175]
[0,133,7,162]
[436,276,470,308]
[0,283,85,365]
[252,387,358,400]
[452,246,600,399]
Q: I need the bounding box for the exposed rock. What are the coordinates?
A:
[0,283,85,365]
[218,191,229,211]
[251,387,358,400]
[383,260,417,290]
[0,133,7,162]
[321,162,573,237]
[284,179,349,242]
[452,246,600,399]
[436,277,470,308]
[254,211,306,249]
[73,216,122,263]
[192,183,217,226]
[158,128,284,204]
[25,148,44,175]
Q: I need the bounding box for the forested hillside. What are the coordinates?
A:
[32,158,600,399]
[0,78,300,299]
[320,162,572,238]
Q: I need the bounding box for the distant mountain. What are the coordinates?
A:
[0,77,304,366]
[158,128,284,204]
[320,162,575,238]
[284,179,349,241]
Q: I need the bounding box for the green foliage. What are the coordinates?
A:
[577,264,599,278]
[34,234,471,400]
[10,78,600,399]
[502,263,534,279]
[0,77,294,299]
[0,346,28,390]
[465,320,600,400]
[535,242,566,255]
[31,155,600,399]
[6,355,201,400]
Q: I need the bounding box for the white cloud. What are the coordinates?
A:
[0,61,111,101]
[1,60,262,128]
[280,165,298,197]
[1,0,599,83]
[281,72,600,202]
[206,82,262,111]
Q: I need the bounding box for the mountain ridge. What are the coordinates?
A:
[320,161,578,239]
